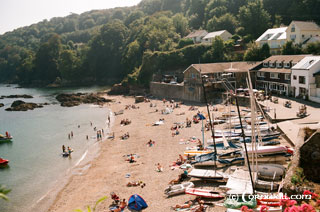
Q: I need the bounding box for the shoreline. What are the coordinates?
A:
[47,95,228,212]
[33,105,114,212]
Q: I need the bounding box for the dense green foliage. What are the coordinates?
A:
[1,0,320,87]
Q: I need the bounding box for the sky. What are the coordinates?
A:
[0,0,141,35]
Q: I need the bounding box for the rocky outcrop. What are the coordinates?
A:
[5,100,43,111]
[1,94,33,99]
[0,103,4,107]
[56,93,112,107]
[108,83,129,95]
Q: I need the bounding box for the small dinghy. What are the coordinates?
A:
[0,157,9,165]
[255,179,279,191]
[164,182,194,197]
[251,164,286,181]
[185,188,224,199]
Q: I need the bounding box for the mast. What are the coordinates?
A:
[200,69,217,168]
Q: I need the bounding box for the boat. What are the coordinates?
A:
[183,150,212,157]
[194,157,244,168]
[244,145,287,155]
[0,134,13,142]
[114,110,124,116]
[188,168,227,180]
[164,182,194,197]
[251,164,286,181]
[0,158,9,165]
[185,188,224,199]
[193,152,216,164]
[255,179,279,191]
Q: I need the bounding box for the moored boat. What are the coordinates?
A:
[185,188,224,199]
[0,157,9,165]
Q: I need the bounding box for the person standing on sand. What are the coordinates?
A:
[108,115,110,123]
[71,131,73,137]
[68,134,70,139]
[62,145,66,153]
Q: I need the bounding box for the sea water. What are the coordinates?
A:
[0,84,111,212]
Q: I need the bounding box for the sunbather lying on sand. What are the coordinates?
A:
[171,201,193,210]
[127,181,146,188]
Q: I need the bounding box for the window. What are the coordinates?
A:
[290,34,296,41]
[293,75,297,80]
[269,83,277,90]
[291,25,295,32]
[257,72,265,78]
[263,62,269,68]
[285,74,290,80]
[299,76,306,84]
[270,73,279,79]
[276,62,283,68]
[284,63,291,68]
[269,62,275,68]
[191,73,195,79]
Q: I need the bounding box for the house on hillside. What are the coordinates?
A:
[185,30,208,43]
[254,55,307,96]
[201,30,232,44]
[255,27,287,55]
[291,56,320,103]
[286,21,320,45]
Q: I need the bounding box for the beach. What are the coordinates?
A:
[48,95,227,212]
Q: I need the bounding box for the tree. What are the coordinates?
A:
[281,41,302,55]
[33,34,62,82]
[122,40,142,75]
[303,42,320,55]
[238,0,271,39]
[207,13,238,34]
[244,42,270,61]
[172,13,189,37]
[211,36,225,62]
[59,50,80,80]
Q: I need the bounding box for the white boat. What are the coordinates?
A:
[244,145,287,155]
[188,168,227,180]
[164,182,194,197]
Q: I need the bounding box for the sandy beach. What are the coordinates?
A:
[47,95,230,212]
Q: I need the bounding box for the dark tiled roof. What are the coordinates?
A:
[189,62,260,74]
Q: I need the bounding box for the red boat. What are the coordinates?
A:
[0,158,9,165]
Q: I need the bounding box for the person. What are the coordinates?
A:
[86,135,89,140]
[172,201,193,210]
[71,131,73,137]
[5,131,9,138]
[179,154,186,163]
[110,192,120,205]
[90,121,92,126]
[119,199,127,210]
[156,163,163,172]
[62,145,66,153]
[129,154,135,163]
[108,115,110,123]
[67,146,72,158]
[110,206,121,212]
[78,125,80,128]
[197,139,203,150]
[68,134,71,139]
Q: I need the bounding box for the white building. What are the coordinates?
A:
[291,56,320,103]
[201,30,232,44]
[185,30,208,43]
[286,21,320,45]
[255,27,287,55]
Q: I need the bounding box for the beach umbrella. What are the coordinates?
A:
[197,113,206,120]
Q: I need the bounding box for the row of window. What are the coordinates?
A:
[257,72,290,80]
[293,75,306,84]
[263,62,295,69]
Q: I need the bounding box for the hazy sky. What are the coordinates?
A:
[0,0,141,35]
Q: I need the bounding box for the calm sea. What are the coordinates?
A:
[0,84,111,212]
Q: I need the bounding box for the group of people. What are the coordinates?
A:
[126,181,146,188]
[110,192,127,212]
[62,145,73,156]
[96,129,104,141]
[68,131,74,139]
[125,104,139,110]
[146,139,155,147]
[121,132,130,140]
[120,119,131,126]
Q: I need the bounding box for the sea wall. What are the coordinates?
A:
[150,82,184,100]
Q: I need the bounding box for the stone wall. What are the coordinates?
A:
[150,82,184,100]
[300,131,320,183]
